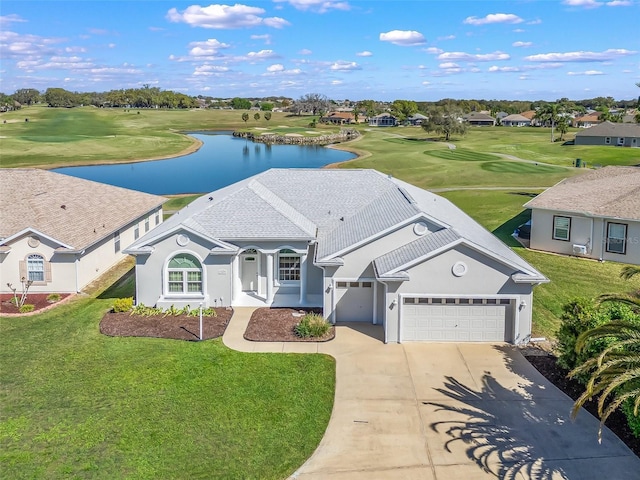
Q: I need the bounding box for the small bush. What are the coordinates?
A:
[623,399,640,438]
[9,297,18,306]
[295,312,331,338]
[46,293,61,303]
[113,297,134,313]
[19,304,35,313]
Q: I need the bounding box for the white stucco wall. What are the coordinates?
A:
[530,208,640,265]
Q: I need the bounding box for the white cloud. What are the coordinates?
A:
[108,43,116,48]
[65,46,87,53]
[330,60,361,71]
[379,30,426,46]
[567,70,605,75]
[251,34,272,44]
[438,35,456,41]
[526,19,542,25]
[438,51,510,62]
[524,48,636,62]
[424,47,443,54]
[512,41,532,48]
[356,50,372,57]
[463,13,524,25]
[273,0,350,13]
[488,65,521,72]
[0,14,27,26]
[439,62,459,69]
[562,0,603,8]
[0,30,64,59]
[331,80,343,85]
[193,64,230,76]
[166,4,290,29]
[247,49,278,60]
[267,63,284,72]
[513,28,525,33]
[188,38,231,57]
[606,0,633,5]
[299,48,312,55]
[422,81,431,85]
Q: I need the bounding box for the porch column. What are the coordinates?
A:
[232,255,241,302]
[299,253,307,304]
[266,253,274,303]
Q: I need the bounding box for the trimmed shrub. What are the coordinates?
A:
[46,293,61,303]
[623,399,640,438]
[19,304,35,313]
[295,312,331,338]
[113,297,134,313]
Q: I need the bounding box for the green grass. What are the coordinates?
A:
[424,148,500,162]
[440,189,639,339]
[1,280,335,479]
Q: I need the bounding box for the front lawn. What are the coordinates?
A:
[0,294,335,479]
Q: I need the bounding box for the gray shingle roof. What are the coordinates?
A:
[374,228,461,277]
[502,114,531,123]
[524,166,640,221]
[0,168,165,249]
[127,168,544,282]
[575,121,640,138]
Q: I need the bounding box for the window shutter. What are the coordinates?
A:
[19,260,26,280]
[45,261,52,283]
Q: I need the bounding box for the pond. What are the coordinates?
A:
[53,132,357,195]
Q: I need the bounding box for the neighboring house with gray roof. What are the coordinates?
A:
[368,113,397,127]
[501,114,532,127]
[524,166,640,265]
[126,169,547,344]
[0,169,165,294]
[574,121,640,147]
[464,112,495,126]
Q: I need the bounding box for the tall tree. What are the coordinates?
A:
[534,103,566,142]
[391,100,418,123]
[12,88,40,105]
[422,105,467,141]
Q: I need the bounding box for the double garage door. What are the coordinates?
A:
[401,297,512,342]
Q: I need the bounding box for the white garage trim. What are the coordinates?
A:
[398,293,521,343]
[331,277,378,324]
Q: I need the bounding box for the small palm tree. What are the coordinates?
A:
[570,320,640,441]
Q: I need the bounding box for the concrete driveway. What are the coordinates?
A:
[290,324,640,480]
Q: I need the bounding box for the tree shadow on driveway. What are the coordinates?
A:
[422,345,639,480]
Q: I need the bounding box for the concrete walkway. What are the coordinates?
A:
[223,308,640,480]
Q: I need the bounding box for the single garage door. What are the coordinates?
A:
[401,298,511,342]
[335,281,374,322]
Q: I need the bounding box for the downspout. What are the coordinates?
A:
[75,254,80,293]
[600,219,606,261]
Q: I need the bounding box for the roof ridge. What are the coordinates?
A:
[249,180,317,236]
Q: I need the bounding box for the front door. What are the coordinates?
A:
[241,253,259,292]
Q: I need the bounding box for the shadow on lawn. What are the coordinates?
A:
[492,208,531,246]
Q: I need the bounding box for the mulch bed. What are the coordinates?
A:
[0,293,71,314]
[244,307,335,342]
[100,308,233,341]
[524,353,639,458]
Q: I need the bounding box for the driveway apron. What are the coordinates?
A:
[223,309,640,480]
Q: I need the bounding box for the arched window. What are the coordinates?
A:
[27,254,45,282]
[278,248,300,283]
[167,253,202,294]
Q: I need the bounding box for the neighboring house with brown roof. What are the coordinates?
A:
[574,121,640,147]
[0,169,166,294]
[572,112,602,128]
[463,112,495,126]
[524,166,640,265]
[322,111,358,125]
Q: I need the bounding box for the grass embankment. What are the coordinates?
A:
[0,264,335,480]
[0,106,340,168]
[440,189,639,339]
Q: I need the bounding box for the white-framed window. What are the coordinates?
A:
[617,137,625,146]
[134,224,140,240]
[278,249,300,283]
[114,231,121,252]
[27,254,45,282]
[605,137,611,145]
[553,216,571,241]
[145,217,150,232]
[167,253,203,294]
[606,223,627,255]
[154,211,160,225]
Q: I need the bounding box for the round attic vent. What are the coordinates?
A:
[413,222,428,236]
[27,236,41,248]
[452,261,468,277]
[176,234,190,247]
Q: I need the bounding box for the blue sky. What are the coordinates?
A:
[1,1,639,101]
